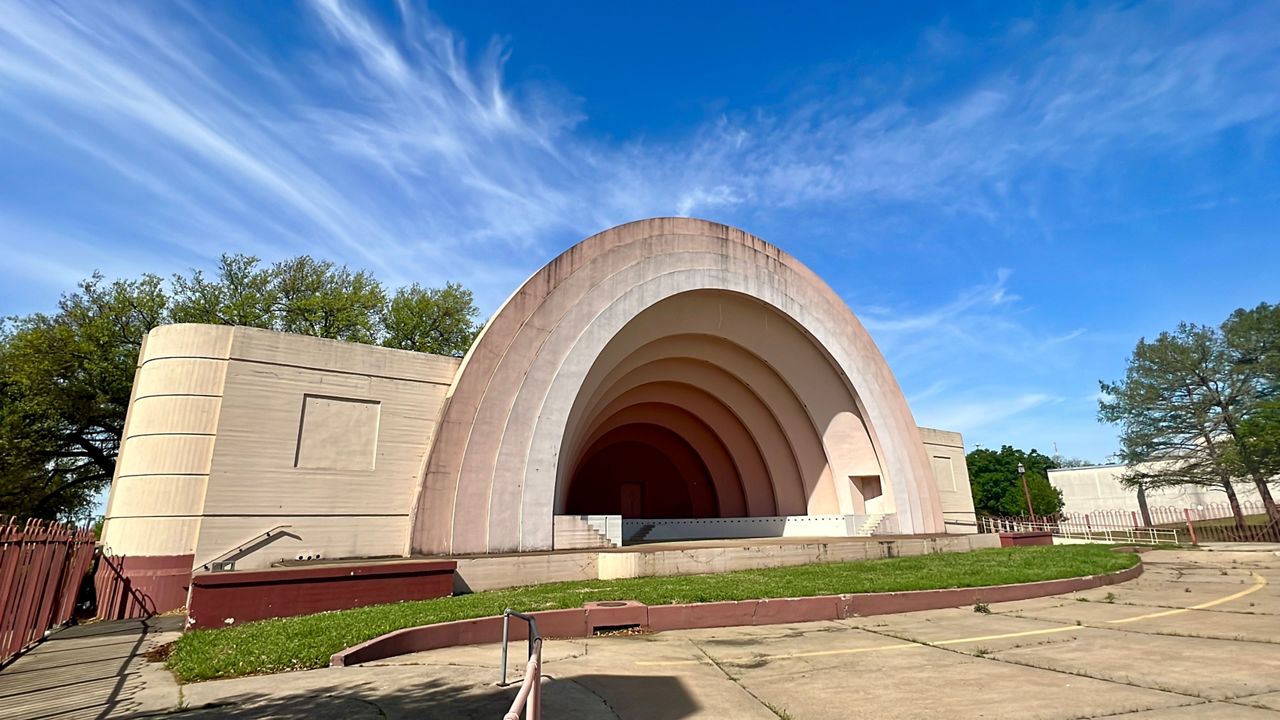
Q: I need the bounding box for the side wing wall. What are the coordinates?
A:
[101,324,460,571]
[920,427,978,534]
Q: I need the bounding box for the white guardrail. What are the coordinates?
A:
[981,517,1179,545]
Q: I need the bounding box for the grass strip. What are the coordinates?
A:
[168,544,1136,682]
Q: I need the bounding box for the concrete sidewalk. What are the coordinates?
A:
[0,617,181,720]
[171,549,1280,719]
[4,548,1277,718]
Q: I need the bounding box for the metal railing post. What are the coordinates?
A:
[500,611,511,686]
[499,608,544,720]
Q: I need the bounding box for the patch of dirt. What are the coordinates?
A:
[143,641,174,663]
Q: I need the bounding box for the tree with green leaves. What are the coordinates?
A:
[1099,303,1280,527]
[381,282,481,355]
[1,255,481,522]
[1222,303,1280,515]
[966,445,1065,517]
[1,274,168,522]
[1051,455,1095,469]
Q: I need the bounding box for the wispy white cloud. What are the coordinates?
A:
[856,268,1068,382]
[856,268,1086,446]
[2,0,1275,313]
[919,392,1062,433]
[0,0,1275,460]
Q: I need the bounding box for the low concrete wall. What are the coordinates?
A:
[599,534,1000,581]
[448,534,1002,591]
[332,559,1143,667]
[187,560,456,629]
[622,515,862,542]
[452,552,599,593]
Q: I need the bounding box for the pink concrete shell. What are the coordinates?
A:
[410,218,943,554]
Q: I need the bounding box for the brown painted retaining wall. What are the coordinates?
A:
[999,531,1055,547]
[331,560,1143,666]
[188,560,456,629]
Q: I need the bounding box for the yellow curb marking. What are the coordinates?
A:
[634,572,1269,667]
[1106,572,1267,624]
[635,643,920,666]
[932,625,1076,646]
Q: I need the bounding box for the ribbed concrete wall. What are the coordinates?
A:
[101,325,459,571]
[102,325,232,557]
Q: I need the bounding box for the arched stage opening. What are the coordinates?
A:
[559,289,889,523]
[411,218,943,554]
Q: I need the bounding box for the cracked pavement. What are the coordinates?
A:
[5,548,1278,718]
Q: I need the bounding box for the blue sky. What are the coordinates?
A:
[1,1,1277,464]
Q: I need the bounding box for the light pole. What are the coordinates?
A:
[1017,462,1036,522]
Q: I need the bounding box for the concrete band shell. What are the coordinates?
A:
[412,217,944,555]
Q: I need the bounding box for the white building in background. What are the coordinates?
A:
[1048,463,1264,517]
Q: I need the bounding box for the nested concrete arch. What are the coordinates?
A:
[565,335,837,516]
[412,218,942,554]
[569,422,718,518]
[573,383,772,517]
[575,401,748,517]
[566,365,799,516]
[559,293,888,519]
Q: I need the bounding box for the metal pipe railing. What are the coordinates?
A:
[502,636,542,720]
[979,516,1179,545]
[499,609,543,720]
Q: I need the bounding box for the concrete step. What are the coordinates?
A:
[856,513,887,536]
[553,517,617,549]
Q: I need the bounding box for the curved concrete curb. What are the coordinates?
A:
[330,559,1142,667]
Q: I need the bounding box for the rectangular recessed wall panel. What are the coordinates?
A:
[932,455,956,491]
[294,395,381,471]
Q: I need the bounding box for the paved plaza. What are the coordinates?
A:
[2,547,1278,719]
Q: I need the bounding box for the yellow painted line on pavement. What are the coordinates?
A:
[634,628,1079,667]
[932,625,1075,646]
[632,640,916,666]
[634,571,1271,667]
[634,642,919,666]
[1106,572,1268,624]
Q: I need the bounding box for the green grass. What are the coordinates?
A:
[1156,513,1269,529]
[168,544,1136,683]
[1154,513,1277,543]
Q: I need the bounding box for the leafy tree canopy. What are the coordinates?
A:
[1051,455,1095,469]
[382,282,481,355]
[1,255,481,522]
[966,445,1065,517]
[1098,302,1280,524]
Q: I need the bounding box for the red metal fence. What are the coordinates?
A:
[93,553,195,621]
[0,518,96,665]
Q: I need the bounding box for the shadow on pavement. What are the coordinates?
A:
[0,616,183,720]
[120,672,700,719]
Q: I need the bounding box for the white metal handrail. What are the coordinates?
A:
[502,637,542,720]
[980,517,1179,545]
[197,524,293,571]
[499,609,542,720]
